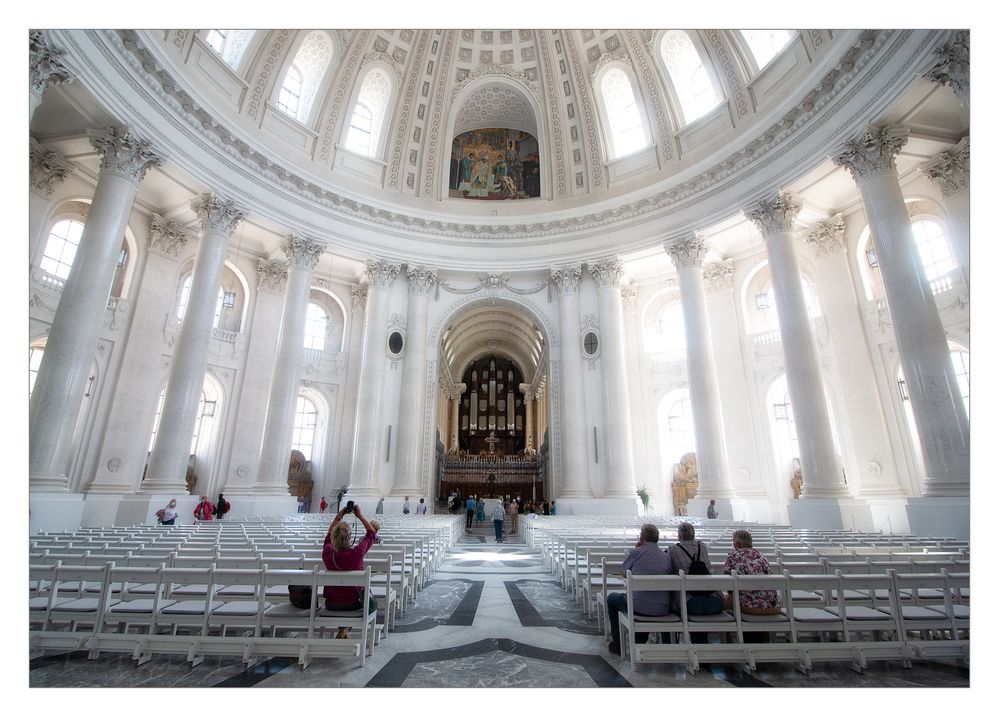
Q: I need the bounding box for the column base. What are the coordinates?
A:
[904,496,969,540]
[787,498,880,532]
[29,493,86,535]
[865,498,912,535]
[688,498,782,524]
[554,497,642,516]
[113,494,200,528]
[29,472,72,492]
[137,480,190,495]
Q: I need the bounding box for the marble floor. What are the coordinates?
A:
[29,521,970,689]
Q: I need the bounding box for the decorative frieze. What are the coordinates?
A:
[921,137,969,198]
[589,258,625,288]
[282,234,325,270]
[923,30,969,108]
[29,138,70,196]
[437,273,547,296]
[256,259,289,293]
[802,215,846,258]
[365,258,401,288]
[665,234,707,271]
[832,124,908,182]
[702,259,734,295]
[550,265,582,296]
[406,264,439,296]
[746,193,803,237]
[191,193,246,237]
[29,30,73,96]
[88,126,164,184]
[148,213,193,258]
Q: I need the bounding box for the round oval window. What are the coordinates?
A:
[582,331,599,357]
[388,330,405,355]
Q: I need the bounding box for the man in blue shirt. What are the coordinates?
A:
[606,523,671,656]
[465,494,477,532]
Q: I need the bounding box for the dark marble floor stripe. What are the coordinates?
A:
[505,579,601,635]
[365,637,631,687]
[707,664,772,687]
[30,649,88,670]
[392,579,484,633]
[214,657,298,687]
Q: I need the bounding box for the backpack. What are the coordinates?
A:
[288,585,313,609]
[676,542,712,596]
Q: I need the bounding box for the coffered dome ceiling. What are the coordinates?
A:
[32,29,966,271]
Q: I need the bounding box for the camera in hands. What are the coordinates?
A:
[344,500,355,514]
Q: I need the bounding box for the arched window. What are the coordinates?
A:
[29,342,45,397]
[951,349,970,415]
[291,395,319,460]
[657,392,696,485]
[277,31,334,123]
[659,30,722,125]
[761,278,821,332]
[598,67,649,159]
[204,29,255,69]
[304,302,329,350]
[655,302,686,351]
[109,241,129,299]
[148,388,207,455]
[767,375,841,492]
[40,218,84,280]
[177,277,226,328]
[345,68,392,157]
[740,30,795,72]
[911,218,958,281]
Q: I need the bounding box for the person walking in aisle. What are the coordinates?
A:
[320,496,327,513]
[376,497,385,514]
[491,499,506,542]
[465,494,476,532]
[193,495,214,522]
[416,498,428,514]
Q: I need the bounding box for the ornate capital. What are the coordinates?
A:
[29,30,72,96]
[550,265,582,296]
[802,215,846,259]
[923,30,969,108]
[702,259,734,295]
[256,259,289,293]
[406,264,438,296]
[620,283,638,311]
[921,137,969,198]
[191,193,246,238]
[746,193,803,237]
[88,126,164,184]
[282,234,325,270]
[29,138,70,196]
[365,259,401,289]
[665,234,707,271]
[350,282,369,312]
[148,213,192,258]
[589,258,624,288]
[832,124,909,182]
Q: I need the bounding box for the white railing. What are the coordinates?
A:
[212,328,239,344]
[929,268,964,296]
[30,266,65,291]
[647,350,686,365]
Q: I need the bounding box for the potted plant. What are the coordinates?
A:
[636,486,650,513]
[334,485,348,511]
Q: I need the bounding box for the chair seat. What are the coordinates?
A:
[52,597,121,612]
[792,607,842,622]
[57,581,102,592]
[688,611,735,623]
[217,585,256,596]
[928,605,970,619]
[171,584,210,596]
[265,585,291,597]
[898,605,947,620]
[29,597,71,610]
[127,583,159,595]
[160,599,225,615]
[634,613,680,623]
[741,610,789,622]
[263,603,311,618]
[317,607,365,618]
[213,600,271,616]
[109,598,177,614]
[791,590,822,602]
[824,605,890,620]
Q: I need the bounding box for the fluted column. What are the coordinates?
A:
[254,235,326,494]
[834,126,969,496]
[521,386,535,451]
[143,193,246,492]
[550,265,590,497]
[449,392,461,452]
[921,137,969,286]
[747,194,847,498]
[589,259,637,497]
[29,31,72,121]
[393,265,438,495]
[923,30,969,109]
[536,386,547,450]
[666,235,734,499]
[29,127,163,491]
[349,260,401,496]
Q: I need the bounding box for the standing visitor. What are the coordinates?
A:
[402,496,411,514]
[707,499,717,519]
[376,497,385,514]
[476,496,485,524]
[157,499,178,526]
[215,492,229,520]
[193,495,214,522]
[491,499,506,543]
[416,498,428,515]
[320,496,327,513]
[509,497,519,535]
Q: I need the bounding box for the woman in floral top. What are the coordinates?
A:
[722,529,782,615]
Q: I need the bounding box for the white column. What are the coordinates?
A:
[536,386,546,451]
[348,259,400,497]
[665,235,735,501]
[747,194,848,499]
[522,389,535,451]
[550,265,590,498]
[29,127,163,491]
[143,193,246,492]
[393,265,438,496]
[589,259,637,498]
[331,284,369,494]
[921,137,970,286]
[29,31,72,122]
[254,235,326,494]
[449,391,461,452]
[834,125,969,497]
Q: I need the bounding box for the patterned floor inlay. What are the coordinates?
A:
[391,579,484,632]
[506,579,601,635]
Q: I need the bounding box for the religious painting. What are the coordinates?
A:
[448,128,540,200]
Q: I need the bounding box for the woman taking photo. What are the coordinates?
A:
[322,502,379,638]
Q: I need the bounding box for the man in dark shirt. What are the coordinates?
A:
[606,523,671,656]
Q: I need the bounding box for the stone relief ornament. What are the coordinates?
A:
[149,213,193,258]
[923,30,969,108]
[29,30,73,95]
[29,139,70,196]
[746,193,803,237]
[832,125,909,182]
[702,259,734,295]
[236,464,250,478]
[921,137,969,198]
[107,458,122,473]
[257,259,289,293]
[802,215,846,259]
[89,126,164,184]
[350,282,369,311]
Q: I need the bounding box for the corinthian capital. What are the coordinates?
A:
[257,259,289,293]
[621,283,638,311]
[88,126,164,184]
[921,137,969,198]
[550,264,582,296]
[665,234,707,271]
[746,193,803,237]
[365,259,401,288]
[406,264,439,296]
[148,213,193,258]
[191,193,246,237]
[589,258,624,288]
[923,30,969,108]
[282,234,325,270]
[703,259,734,295]
[832,124,909,182]
[29,138,70,196]
[802,215,846,259]
[29,30,73,96]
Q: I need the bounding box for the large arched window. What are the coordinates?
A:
[740,30,795,72]
[767,374,842,494]
[345,68,392,157]
[304,302,330,350]
[177,278,225,328]
[858,215,961,301]
[40,218,84,280]
[911,218,958,281]
[204,29,255,70]
[291,395,319,460]
[657,391,696,485]
[654,302,686,352]
[277,31,334,123]
[659,30,722,125]
[148,388,207,455]
[598,67,650,159]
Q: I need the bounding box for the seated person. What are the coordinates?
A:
[322,503,379,638]
[664,522,724,617]
[722,529,781,615]
[606,523,671,656]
